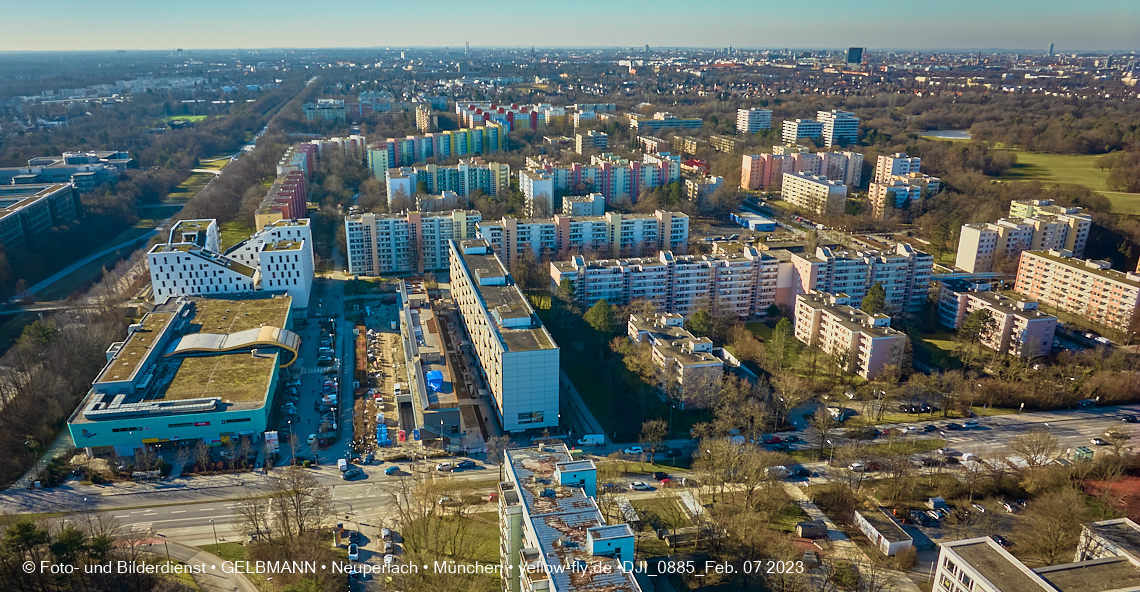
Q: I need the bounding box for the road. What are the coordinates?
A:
[8,230,161,302]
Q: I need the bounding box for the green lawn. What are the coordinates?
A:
[219,220,254,250]
[745,321,774,341]
[164,115,209,123]
[1102,192,1140,215]
[631,498,691,529]
[166,170,215,201]
[991,150,1140,213]
[912,330,961,370]
[788,438,946,462]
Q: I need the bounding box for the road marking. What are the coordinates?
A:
[198,508,214,511]
[143,512,158,516]
[171,510,186,514]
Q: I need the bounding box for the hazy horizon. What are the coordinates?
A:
[2,0,1137,53]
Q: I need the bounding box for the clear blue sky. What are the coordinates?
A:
[3,0,1137,52]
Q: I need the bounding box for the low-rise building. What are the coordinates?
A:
[68,294,299,456]
[344,210,481,275]
[638,136,669,154]
[685,175,723,200]
[0,150,131,193]
[935,519,1140,592]
[499,444,641,592]
[0,183,81,249]
[781,172,847,216]
[575,130,608,154]
[794,291,907,379]
[628,313,722,398]
[710,135,738,153]
[936,279,1056,358]
[731,212,777,232]
[854,509,913,556]
[450,239,559,433]
[1014,250,1140,331]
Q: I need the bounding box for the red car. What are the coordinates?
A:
[763,436,782,444]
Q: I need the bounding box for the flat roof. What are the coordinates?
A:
[1023,251,1140,288]
[94,312,175,384]
[1035,556,1140,592]
[455,241,556,352]
[163,353,277,403]
[1085,519,1140,559]
[951,540,1051,592]
[190,296,290,334]
[856,510,910,543]
[261,239,304,252]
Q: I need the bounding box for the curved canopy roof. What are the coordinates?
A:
[166,326,300,367]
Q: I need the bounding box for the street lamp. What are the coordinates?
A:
[826,439,836,466]
[83,496,89,515]
[209,519,218,548]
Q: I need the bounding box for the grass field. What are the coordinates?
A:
[992,150,1140,213]
[165,115,209,123]
[1103,192,1140,215]
[912,329,961,370]
[745,321,774,341]
[166,170,215,201]
[219,220,253,250]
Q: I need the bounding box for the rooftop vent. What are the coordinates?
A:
[541,488,556,498]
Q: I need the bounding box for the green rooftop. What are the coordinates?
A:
[162,353,277,403]
[191,296,291,334]
[95,312,174,384]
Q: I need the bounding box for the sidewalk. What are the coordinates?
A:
[781,482,923,592]
[12,430,76,490]
[559,370,607,444]
[138,539,258,592]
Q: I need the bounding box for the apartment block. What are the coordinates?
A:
[302,99,346,122]
[685,176,723,201]
[0,183,81,249]
[781,119,823,144]
[1014,250,1140,331]
[956,209,1091,273]
[781,172,848,216]
[148,219,313,308]
[519,170,555,217]
[737,108,773,134]
[869,180,922,219]
[385,158,510,204]
[709,135,739,153]
[450,240,559,433]
[874,153,922,183]
[562,193,605,216]
[638,136,669,154]
[673,136,707,156]
[629,112,703,134]
[791,244,934,313]
[254,170,308,228]
[773,143,812,156]
[277,143,317,179]
[525,152,680,203]
[817,110,859,147]
[741,153,793,190]
[551,246,782,318]
[0,150,131,193]
[479,210,689,266]
[456,102,542,131]
[937,280,1056,357]
[344,210,481,275]
[414,103,433,132]
[934,520,1140,592]
[793,291,907,379]
[629,313,723,397]
[575,130,609,154]
[366,123,506,178]
[499,444,640,592]
[1009,198,1084,219]
[789,152,823,176]
[820,151,864,186]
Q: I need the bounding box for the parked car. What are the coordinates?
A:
[653,472,670,481]
[992,534,1012,548]
[972,503,986,513]
[663,448,683,458]
[436,462,454,472]
[629,481,653,491]
[381,528,392,541]
[964,420,980,428]
[456,460,477,469]
[924,425,938,432]
[926,510,942,521]
[348,543,359,561]
[946,423,964,430]
[385,466,400,476]
[342,467,362,480]
[848,462,867,472]
[384,554,395,566]
[762,436,782,444]
[348,530,361,544]
[783,435,800,443]
[1123,415,1139,423]
[1092,437,1109,446]
[622,447,644,455]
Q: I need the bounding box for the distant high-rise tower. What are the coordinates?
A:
[1048,43,1055,56]
[645,44,650,53]
[846,47,864,65]
[465,42,469,54]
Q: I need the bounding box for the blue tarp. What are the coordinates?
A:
[425,370,444,392]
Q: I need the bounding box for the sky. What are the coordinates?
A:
[2,0,1137,52]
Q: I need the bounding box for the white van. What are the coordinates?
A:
[337,458,348,472]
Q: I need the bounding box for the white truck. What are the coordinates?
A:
[337,458,348,472]
[576,434,605,447]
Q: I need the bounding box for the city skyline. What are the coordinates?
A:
[1,0,1137,52]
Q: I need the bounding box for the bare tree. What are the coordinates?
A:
[1008,430,1061,467]
[485,435,512,481]
[1018,487,1089,565]
[268,466,334,540]
[639,418,668,453]
[233,487,274,544]
[195,440,212,473]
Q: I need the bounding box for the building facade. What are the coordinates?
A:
[628,112,702,134]
[736,108,773,134]
[0,183,81,249]
[817,110,859,147]
[1014,250,1140,331]
[575,130,609,154]
[561,193,605,216]
[868,180,922,219]
[685,176,723,201]
[450,240,559,433]
[791,244,934,313]
[0,150,131,193]
[781,119,823,144]
[303,99,346,122]
[956,208,1091,273]
[525,153,681,203]
[794,291,907,379]
[366,123,506,178]
[937,280,1057,358]
[628,313,723,398]
[874,153,922,183]
[385,158,510,204]
[741,153,792,190]
[551,246,782,318]
[781,172,848,215]
[344,210,482,275]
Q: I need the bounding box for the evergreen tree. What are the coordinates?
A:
[861,283,887,315]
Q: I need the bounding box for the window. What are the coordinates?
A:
[222,417,251,425]
[169,422,193,428]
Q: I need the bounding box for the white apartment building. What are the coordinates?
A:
[817,110,859,147]
[498,445,640,592]
[519,170,555,217]
[736,108,773,134]
[575,130,608,154]
[344,210,481,275]
[551,246,782,318]
[794,291,907,379]
[685,175,723,200]
[781,119,823,144]
[384,158,510,205]
[1014,250,1140,331]
[628,313,723,398]
[450,239,559,433]
[148,219,314,308]
[869,180,922,219]
[478,210,689,267]
[791,244,934,313]
[936,279,1057,358]
[781,172,848,215]
[628,111,702,134]
[561,193,605,216]
[955,209,1091,273]
[874,153,922,183]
